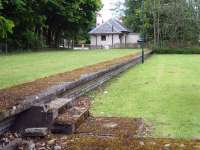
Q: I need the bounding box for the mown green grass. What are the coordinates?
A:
[91,55,200,139]
[0,49,139,89]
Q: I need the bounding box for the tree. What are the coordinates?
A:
[123,0,143,32]
[0,0,101,51]
[0,0,14,53]
[123,0,200,48]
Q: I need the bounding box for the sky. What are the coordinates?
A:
[100,0,125,21]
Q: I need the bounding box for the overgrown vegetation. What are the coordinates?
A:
[0,0,101,52]
[123,0,200,48]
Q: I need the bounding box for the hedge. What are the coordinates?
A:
[153,48,200,54]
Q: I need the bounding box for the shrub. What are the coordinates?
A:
[153,47,200,54]
[21,31,43,49]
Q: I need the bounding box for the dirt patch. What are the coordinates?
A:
[44,115,200,150]
[3,134,200,150]
[0,53,139,110]
[54,135,200,150]
[76,117,146,138]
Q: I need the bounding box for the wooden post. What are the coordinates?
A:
[112,26,114,48]
[96,35,97,48]
[119,34,122,48]
[125,34,127,48]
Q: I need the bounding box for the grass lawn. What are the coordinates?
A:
[0,49,139,89]
[90,55,200,139]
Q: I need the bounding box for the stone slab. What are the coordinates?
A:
[23,128,48,137]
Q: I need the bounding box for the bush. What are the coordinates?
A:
[21,31,44,49]
[153,47,200,54]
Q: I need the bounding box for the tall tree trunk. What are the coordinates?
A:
[5,37,8,54]
[157,0,160,47]
[47,28,52,48]
[54,32,60,48]
[153,0,157,47]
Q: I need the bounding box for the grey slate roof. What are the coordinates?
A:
[89,18,130,34]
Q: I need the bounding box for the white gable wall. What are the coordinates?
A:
[90,34,120,46]
[90,33,140,48]
[127,33,140,43]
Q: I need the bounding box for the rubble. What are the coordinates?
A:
[23,128,48,137]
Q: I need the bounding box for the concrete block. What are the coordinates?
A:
[23,128,48,137]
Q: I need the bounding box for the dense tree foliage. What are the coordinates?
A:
[123,0,200,48]
[0,0,101,51]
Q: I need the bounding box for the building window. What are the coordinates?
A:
[101,35,106,41]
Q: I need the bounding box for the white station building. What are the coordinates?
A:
[89,18,140,49]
